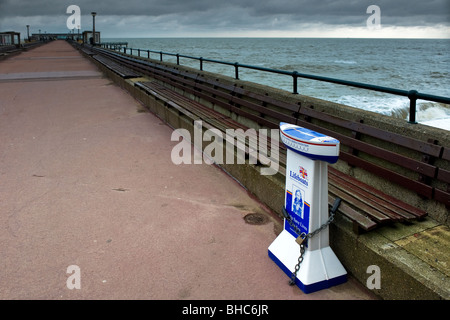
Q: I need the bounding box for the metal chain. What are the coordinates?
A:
[282,197,342,286]
[290,242,305,285]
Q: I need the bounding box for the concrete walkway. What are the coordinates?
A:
[0,40,376,300]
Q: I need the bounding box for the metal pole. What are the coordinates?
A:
[91,12,96,45]
[293,71,299,94]
[408,90,418,124]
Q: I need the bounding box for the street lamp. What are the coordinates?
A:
[91,12,96,45]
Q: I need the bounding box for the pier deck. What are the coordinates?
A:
[0,40,377,300]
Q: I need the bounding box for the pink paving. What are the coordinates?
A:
[0,41,376,300]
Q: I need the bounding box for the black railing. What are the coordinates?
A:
[100,43,450,124]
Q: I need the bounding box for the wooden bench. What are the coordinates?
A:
[79,45,96,57]
[0,45,21,55]
[92,54,142,79]
[76,45,141,79]
[0,48,22,59]
[89,49,450,233]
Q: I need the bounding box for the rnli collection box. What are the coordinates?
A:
[268,122,347,294]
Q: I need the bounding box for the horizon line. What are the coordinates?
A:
[101,36,450,39]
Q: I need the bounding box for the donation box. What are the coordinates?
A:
[268,122,347,293]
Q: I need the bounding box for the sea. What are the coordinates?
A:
[104,38,450,130]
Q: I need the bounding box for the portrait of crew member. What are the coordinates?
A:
[292,189,303,219]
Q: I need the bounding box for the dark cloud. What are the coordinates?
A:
[1,0,449,37]
[1,0,449,23]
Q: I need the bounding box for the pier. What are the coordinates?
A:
[0,40,448,300]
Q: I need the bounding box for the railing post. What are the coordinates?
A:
[408,90,418,124]
[138,48,140,57]
[235,62,239,80]
[176,53,180,65]
[292,71,299,94]
[200,57,203,71]
[123,47,126,54]
[147,50,150,59]
[160,51,163,61]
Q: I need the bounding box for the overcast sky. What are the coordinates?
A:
[1,0,449,38]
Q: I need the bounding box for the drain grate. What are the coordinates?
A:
[243,213,268,225]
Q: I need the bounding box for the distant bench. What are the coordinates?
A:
[0,45,22,60]
[76,44,142,79]
[92,54,141,79]
[87,47,450,234]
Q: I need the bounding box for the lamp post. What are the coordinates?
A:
[91,12,96,45]
[26,25,30,42]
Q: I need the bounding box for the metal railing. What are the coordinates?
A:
[100,43,450,124]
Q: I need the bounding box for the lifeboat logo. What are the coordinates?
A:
[289,166,309,187]
[299,166,308,180]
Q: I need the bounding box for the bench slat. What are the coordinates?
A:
[340,151,434,199]
[329,185,391,223]
[330,175,406,221]
[328,195,378,232]
[329,170,417,221]
[329,167,427,219]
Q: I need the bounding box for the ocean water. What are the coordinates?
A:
[104,38,450,130]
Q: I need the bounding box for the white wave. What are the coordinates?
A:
[416,102,450,121]
[333,60,357,65]
[336,95,450,131]
[335,95,409,116]
[420,118,450,130]
[416,103,450,130]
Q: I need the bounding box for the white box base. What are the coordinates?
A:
[268,230,347,294]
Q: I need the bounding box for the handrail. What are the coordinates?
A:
[100,43,450,124]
